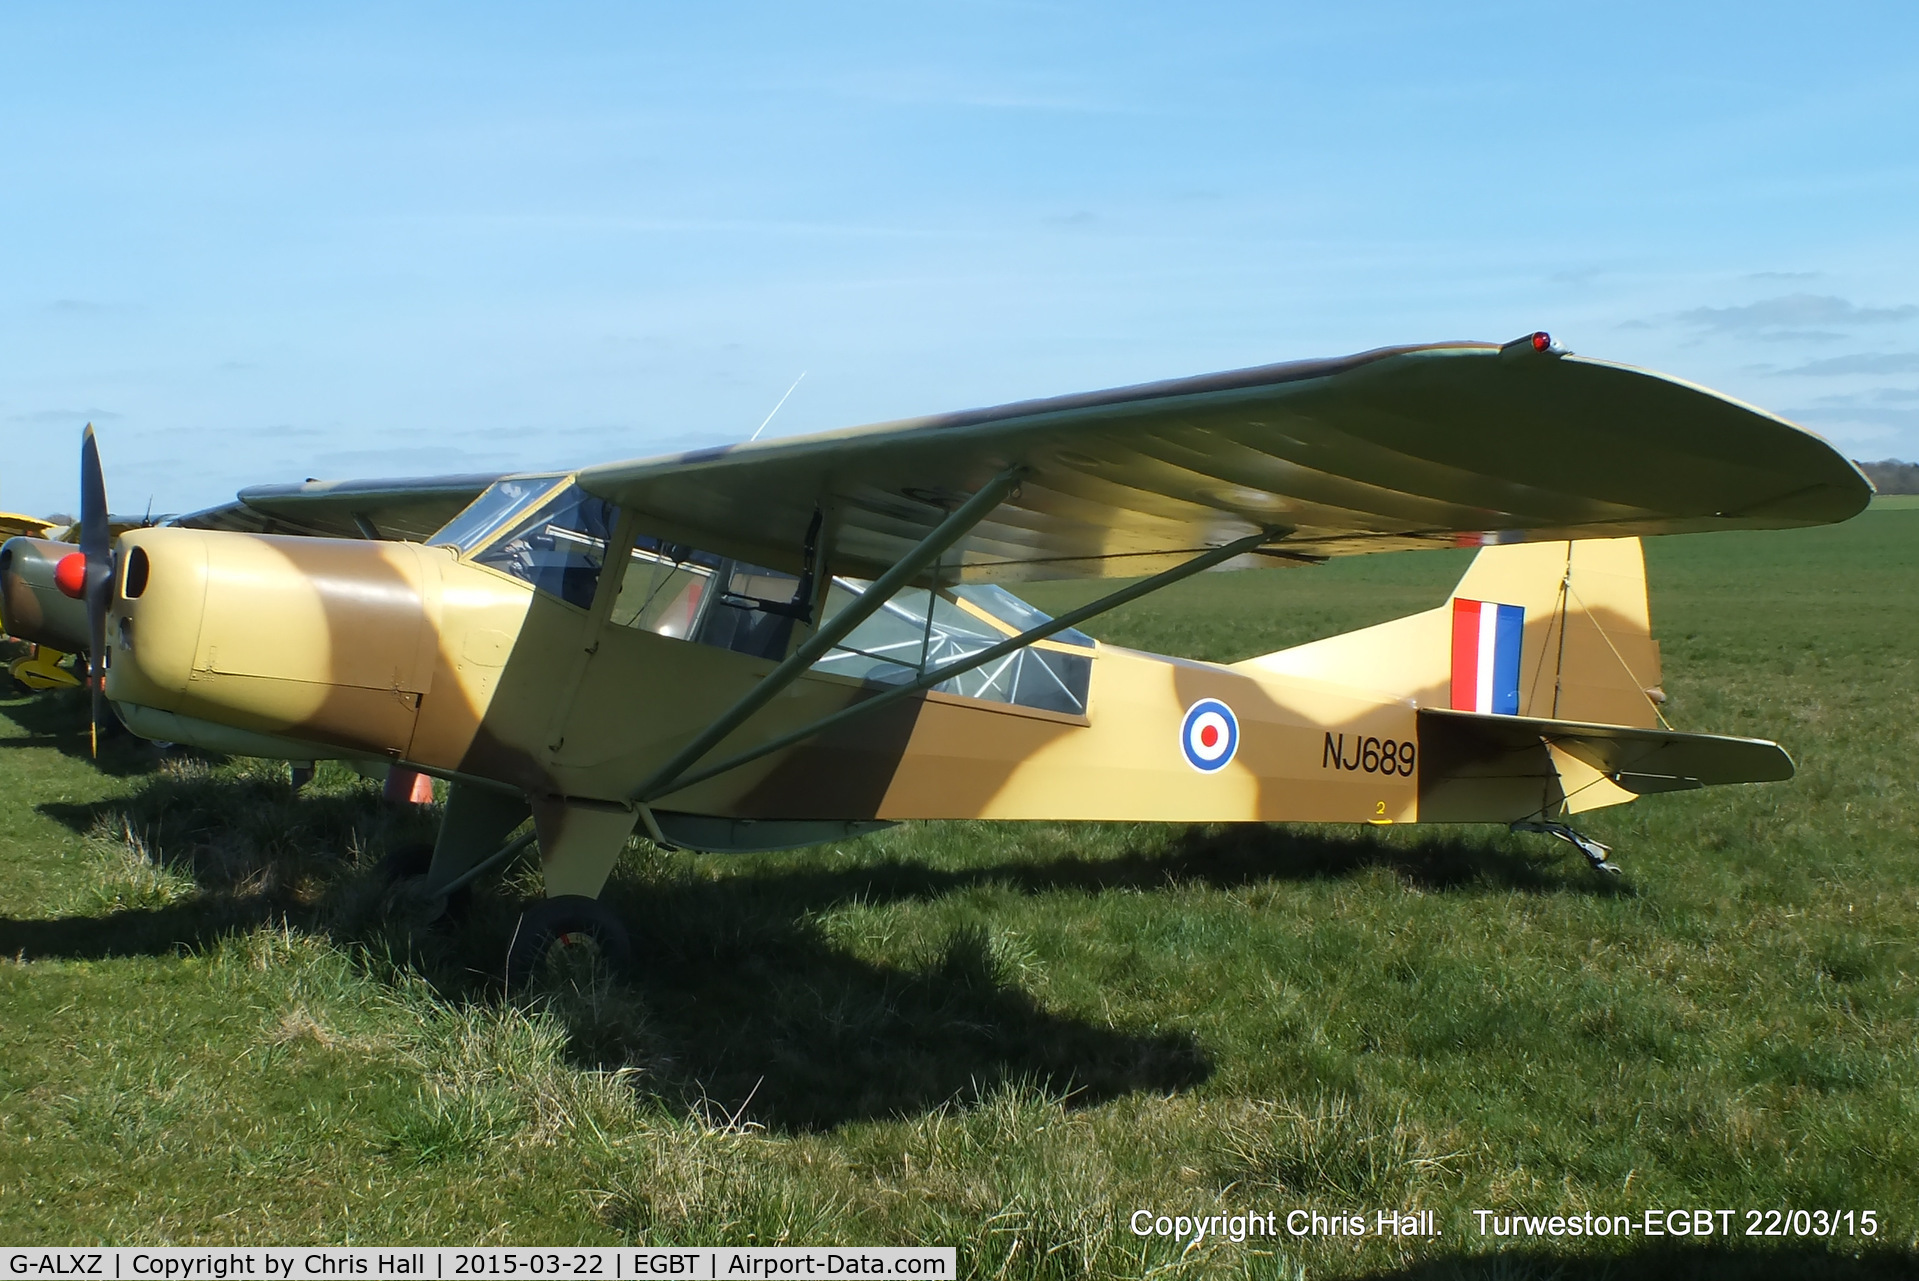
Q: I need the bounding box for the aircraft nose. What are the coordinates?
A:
[0,536,91,652]
[107,526,438,758]
[103,528,207,706]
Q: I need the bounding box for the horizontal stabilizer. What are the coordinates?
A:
[1420,707,1794,792]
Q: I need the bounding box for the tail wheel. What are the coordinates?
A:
[505,895,632,988]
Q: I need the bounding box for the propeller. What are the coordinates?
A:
[79,424,113,757]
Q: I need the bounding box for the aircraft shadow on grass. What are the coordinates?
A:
[13,769,1210,1129]
[6,753,1904,1271]
[788,820,1635,903]
[13,768,1615,1131]
[0,687,166,777]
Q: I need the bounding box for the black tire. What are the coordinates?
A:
[504,895,632,988]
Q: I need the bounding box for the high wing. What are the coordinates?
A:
[578,340,1872,582]
[0,513,58,541]
[171,473,508,541]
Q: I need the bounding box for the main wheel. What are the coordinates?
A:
[504,895,632,988]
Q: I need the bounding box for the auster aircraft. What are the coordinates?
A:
[2,510,168,693]
[0,335,1872,981]
[0,511,82,691]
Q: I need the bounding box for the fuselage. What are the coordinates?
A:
[99,476,1427,827]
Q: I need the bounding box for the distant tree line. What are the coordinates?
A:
[1856,459,1919,495]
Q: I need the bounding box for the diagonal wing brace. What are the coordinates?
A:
[629,465,1030,802]
[636,525,1282,804]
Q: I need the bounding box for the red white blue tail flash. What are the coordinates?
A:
[1181,698,1238,772]
[1450,599,1524,715]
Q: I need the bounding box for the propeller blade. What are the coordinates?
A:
[79,424,112,756]
[80,425,109,566]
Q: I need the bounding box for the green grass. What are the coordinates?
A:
[3,507,1917,1279]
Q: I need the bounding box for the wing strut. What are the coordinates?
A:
[637,525,1281,804]
[629,465,1029,803]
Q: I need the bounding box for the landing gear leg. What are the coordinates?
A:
[1512,820,1620,875]
[427,783,532,896]
[529,797,639,900]
[379,783,532,921]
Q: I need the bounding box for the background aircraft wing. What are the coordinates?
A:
[170,473,507,541]
[577,341,1872,582]
[0,513,58,540]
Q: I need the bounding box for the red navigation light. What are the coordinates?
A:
[1500,331,1561,358]
[54,552,87,599]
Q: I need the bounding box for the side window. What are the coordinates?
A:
[610,539,722,638]
[696,562,804,661]
[810,578,1093,715]
[608,534,803,661]
[470,485,616,610]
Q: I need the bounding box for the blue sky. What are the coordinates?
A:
[4,2,1916,517]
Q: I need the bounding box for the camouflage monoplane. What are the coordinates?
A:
[1,510,85,692]
[1,506,168,697]
[0,335,1872,979]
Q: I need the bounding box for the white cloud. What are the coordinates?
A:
[1778,352,1919,376]
[1679,294,1918,333]
[8,407,122,425]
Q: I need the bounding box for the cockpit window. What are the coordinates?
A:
[698,561,806,660]
[429,477,565,554]
[609,538,722,639]
[437,484,1095,706]
[607,534,804,661]
[811,578,1093,715]
[470,484,617,610]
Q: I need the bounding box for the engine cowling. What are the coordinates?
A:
[106,527,443,759]
[0,536,90,653]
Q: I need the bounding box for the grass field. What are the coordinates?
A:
[2,501,1916,1279]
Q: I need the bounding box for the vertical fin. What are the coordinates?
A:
[1235,537,1663,729]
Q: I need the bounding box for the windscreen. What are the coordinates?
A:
[428,477,565,554]
[468,484,618,610]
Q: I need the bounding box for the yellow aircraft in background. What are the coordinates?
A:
[1,508,174,694]
[0,510,83,692]
[0,335,1873,981]
[0,513,59,542]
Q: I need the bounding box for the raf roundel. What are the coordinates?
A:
[1180,698,1239,773]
